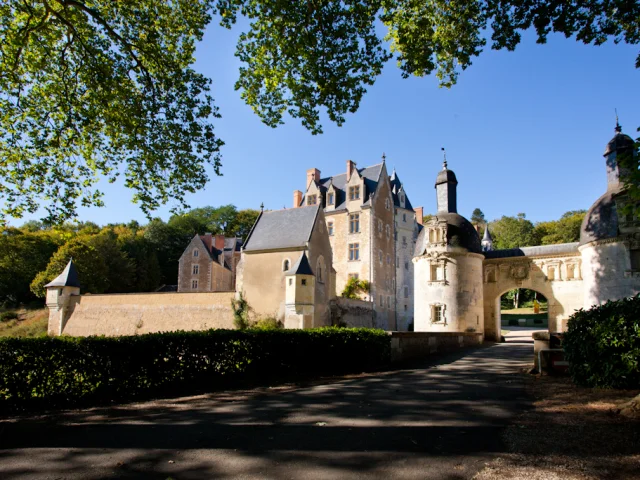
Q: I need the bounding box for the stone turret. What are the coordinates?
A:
[481,225,494,252]
[435,160,458,214]
[45,259,81,336]
[284,252,316,329]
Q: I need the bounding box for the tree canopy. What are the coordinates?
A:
[1,1,638,223]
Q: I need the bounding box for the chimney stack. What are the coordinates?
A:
[293,190,303,208]
[200,233,213,253]
[414,207,424,225]
[307,168,321,189]
[214,234,225,252]
[346,160,356,181]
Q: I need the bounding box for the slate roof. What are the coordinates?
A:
[390,168,414,210]
[286,251,314,275]
[244,205,319,251]
[414,212,482,254]
[306,163,384,211]
[483,243,579,259]
[45,259,80,288]
[579,188,622,246]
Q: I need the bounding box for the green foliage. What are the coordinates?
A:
[341,277,371,299]
[0,327,391,410]
[534,210,586,245]
[470,208,485,225]
[564,295,640,389]
[489,213,537,249]
[251,317,283,330]
[231,293,251,330]
[0,311,18,322]
[0,0,223,223]
[30,230,134,297]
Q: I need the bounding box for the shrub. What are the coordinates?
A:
[341,278,371,299]
[563,295,640,389]
[0,312,18,322]
[252,317,283,330]
[0,327,390,410]
[231,293,251,330]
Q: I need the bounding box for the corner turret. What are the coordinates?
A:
[45,259,81,335]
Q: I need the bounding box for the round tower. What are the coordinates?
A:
[413,160,485,334]
[579,122,640,307]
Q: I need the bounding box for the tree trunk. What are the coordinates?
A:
[514,289,520,309]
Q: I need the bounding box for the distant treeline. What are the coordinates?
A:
[0,205,260,307]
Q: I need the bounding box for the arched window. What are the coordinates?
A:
[283,259,290,272]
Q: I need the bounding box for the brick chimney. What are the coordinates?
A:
[346,160,356,181]
[414,207,423,225]
[214,234,225,252]
[307,168,321,189]
[293,190,303,208]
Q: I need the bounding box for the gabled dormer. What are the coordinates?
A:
[346,160,364,208]
[305,180,322,207]
[325,181,337,211]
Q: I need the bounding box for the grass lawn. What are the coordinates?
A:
[0,308,48,338]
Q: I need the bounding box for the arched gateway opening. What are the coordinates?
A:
[499,288,548,343]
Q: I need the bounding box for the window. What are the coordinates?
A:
[404,261,409,270]
[348,273,359,280]
[566,264,575,280]
[307,195,317,205]
[547,266,555,281]
[318,266,322,281]
[289,278,293,286]
[392,278,395,289]
[349,186,360,200]
[431,264,443,281]
[378,219,383,233]
[403,213,407,222]
[301,279,307,286]
[283,259,290,271]
[402,236,407,246]
[379,295,384,307]
[193,249,199,257]
[379,250,383,265]
[328,192,335,205]
[328,222,334,236]
[349,243,360,261]
[387,254,391,265]
[387,296,391,308]
[632,249,640,270]
[191,279,198,289]
[317,256,325,282]
[432,305,443,323]
[404,304,408,312]
[385,198,390,210]
[349,213,360,233]
[386,225,390,239]
[192,264,199,275]
[404,286,409,298]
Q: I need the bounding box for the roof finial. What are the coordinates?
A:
[260,202,264,212]
[615,108,621,133]
[441,147,447,169]
[382,152,386,163]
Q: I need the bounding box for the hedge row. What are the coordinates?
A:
[564,295,640,389]
[0,327,390,410]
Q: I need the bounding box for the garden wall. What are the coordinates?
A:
[389,331,484,363]
[61,292,235,336]
[330,297,375,328]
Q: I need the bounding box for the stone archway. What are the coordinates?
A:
[482,253,584,341]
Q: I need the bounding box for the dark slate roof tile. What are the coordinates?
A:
[244,205,319,251]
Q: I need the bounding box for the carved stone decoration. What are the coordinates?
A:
[510,264,529,280]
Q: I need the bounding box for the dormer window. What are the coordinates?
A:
[349,186,360,201]
[307,195,317,205]
[193,249,199,257]
[328,192,335,205]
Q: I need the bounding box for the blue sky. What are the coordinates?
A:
[8,22,640,227]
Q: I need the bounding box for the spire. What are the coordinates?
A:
[435,149,458,213]
[44,259,80,288]
[481,225,493,252]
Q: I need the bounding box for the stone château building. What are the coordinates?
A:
[293,159,422,330]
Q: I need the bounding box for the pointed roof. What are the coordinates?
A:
[286,251,314,276]
[45,259,80,288]
[482,224,493,242]
[389,168,414,210]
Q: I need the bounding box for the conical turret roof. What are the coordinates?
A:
[44,259,80,288]
[286,251,314,276]
[482,225,493,242]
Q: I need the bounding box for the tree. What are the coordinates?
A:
[534,210,586,245]
[489,213,538,249]
[1,0,223,224]
[2,1,638,223]
[230,209,260,239]
[471,208,485,225]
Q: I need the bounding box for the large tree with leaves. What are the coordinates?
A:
[2,1,638,223]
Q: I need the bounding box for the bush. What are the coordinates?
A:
[0,312,18,322]
[252,317,283,330]
[0,327,390,410]
[341,278,371,299]
[564,295,640,389]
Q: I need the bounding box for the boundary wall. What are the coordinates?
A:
[389,331,484,363]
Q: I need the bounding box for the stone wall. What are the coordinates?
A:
[389,331,484,363]
[60,292,235,337]
[330,297,375,328]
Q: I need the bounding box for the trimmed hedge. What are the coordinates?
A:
[0,327,390,410]
[564,295,640,389]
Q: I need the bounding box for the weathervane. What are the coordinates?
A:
[441,147,447,169]
[615,108,621,133]
[382,152,386,163]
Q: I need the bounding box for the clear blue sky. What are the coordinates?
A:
[8,23,640,227]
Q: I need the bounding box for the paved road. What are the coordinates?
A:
[0,333,537,479]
